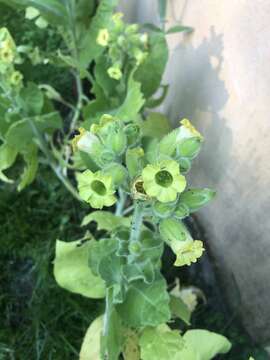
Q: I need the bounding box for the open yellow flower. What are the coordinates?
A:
[107,65,122,80]
[77,170,116,209]
[97,28,109,47]
[142,160,186,203]
[9,71,23,86]
[173,240,204,266]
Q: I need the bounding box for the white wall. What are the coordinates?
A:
[120,0,270,345]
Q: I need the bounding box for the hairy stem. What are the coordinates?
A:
[115,188,127,216]
[129,201,144,244]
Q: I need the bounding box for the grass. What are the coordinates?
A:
[0,169,103,360]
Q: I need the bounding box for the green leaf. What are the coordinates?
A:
[179,188,216,212]
[80,315,103,360]
[81,210,131,229]
[170,295,191,325]
[18,144,38,191]
[182,330,232,360]
[139,324,184,360]
[134,32,168,98]
[115,72,145,122]
[88,239,123,287]
[122,260,155,285]
[139,112,171,140]
[123,329,140,360]
[166,25,194,34]
[94,55,119,98]
[78,0,117,69]
[5,112,61,152]
[53,239,106,299]
[116,276,171,327]
[20,83,44,115]
[0,143,17,183]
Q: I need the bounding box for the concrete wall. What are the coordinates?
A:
[119,0,270,345]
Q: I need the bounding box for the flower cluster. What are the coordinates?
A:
[0,28,23,90]
[74,113,213,267]
[96,12,148,80]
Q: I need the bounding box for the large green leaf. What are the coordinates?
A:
[81,210,131,230]
[80,315,103,360]
[139,324,184,360]
[54,239,106,299]
[116,276,171,327]
[5,112,62,151]
[134,32,169,98]
[19,83,44,116]
[114,72,145,122]
[18,144,38,191]
[0,143,17,183]
[182,330,232,360]
[78,0,117,69]
[139,112,171,140]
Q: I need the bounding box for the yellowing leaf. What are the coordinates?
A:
[80,316,103,360]
[54,239,105,299]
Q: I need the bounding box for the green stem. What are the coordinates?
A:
[129,201,144,244]
[115,188,126,216]
[28,119,82,202]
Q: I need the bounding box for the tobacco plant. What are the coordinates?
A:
[0,1,232,359]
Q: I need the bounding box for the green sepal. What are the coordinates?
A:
[125,147,145,178]
[159,218,188,244]
[179,157,191,173]
[176,137,202,159]
[53,239,106,299]
[152,200,175,219]
[179,188,216,213]
[104,163,128,186]
[158,128,178,157]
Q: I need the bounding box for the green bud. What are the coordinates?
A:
[104,163,127,186]
[107,129,127,155]
[179,157,191,173]
[159,218,188,244]
[99,150,116,166]
[152,201,175,219]
[125,24,139,34]
[126,147,144,178]
[174,203,190,219]
[176,137,202,159]
[124,123,141,145]
[179,188,216,213]
[129,242,142,255]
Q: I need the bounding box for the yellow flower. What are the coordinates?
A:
[0,47,14,64]
[77,170,116,209]
[142,160,186,203]
[174,240,204,266]
[97,28,109,47]
[107,65,122,80]
[112,12,124,24]
[9,71,23,86]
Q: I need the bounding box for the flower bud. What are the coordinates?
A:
[129,242,142,255]
[152,201,175,219]
[176,137,202,159]
[125,24,139,34]
[108,129,127,155]
[178,188,216,213]
[124,123,141,145]
[174,203,189,219]
[126,147,144,178]
[159,218,188,244]
[107,65,122,80]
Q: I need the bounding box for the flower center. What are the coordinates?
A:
[155,170,173,188]
[91,180,106,196]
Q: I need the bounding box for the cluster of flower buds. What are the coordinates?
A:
[0,28,23,90]
[74,114,215,266]
[96,12,149,80]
